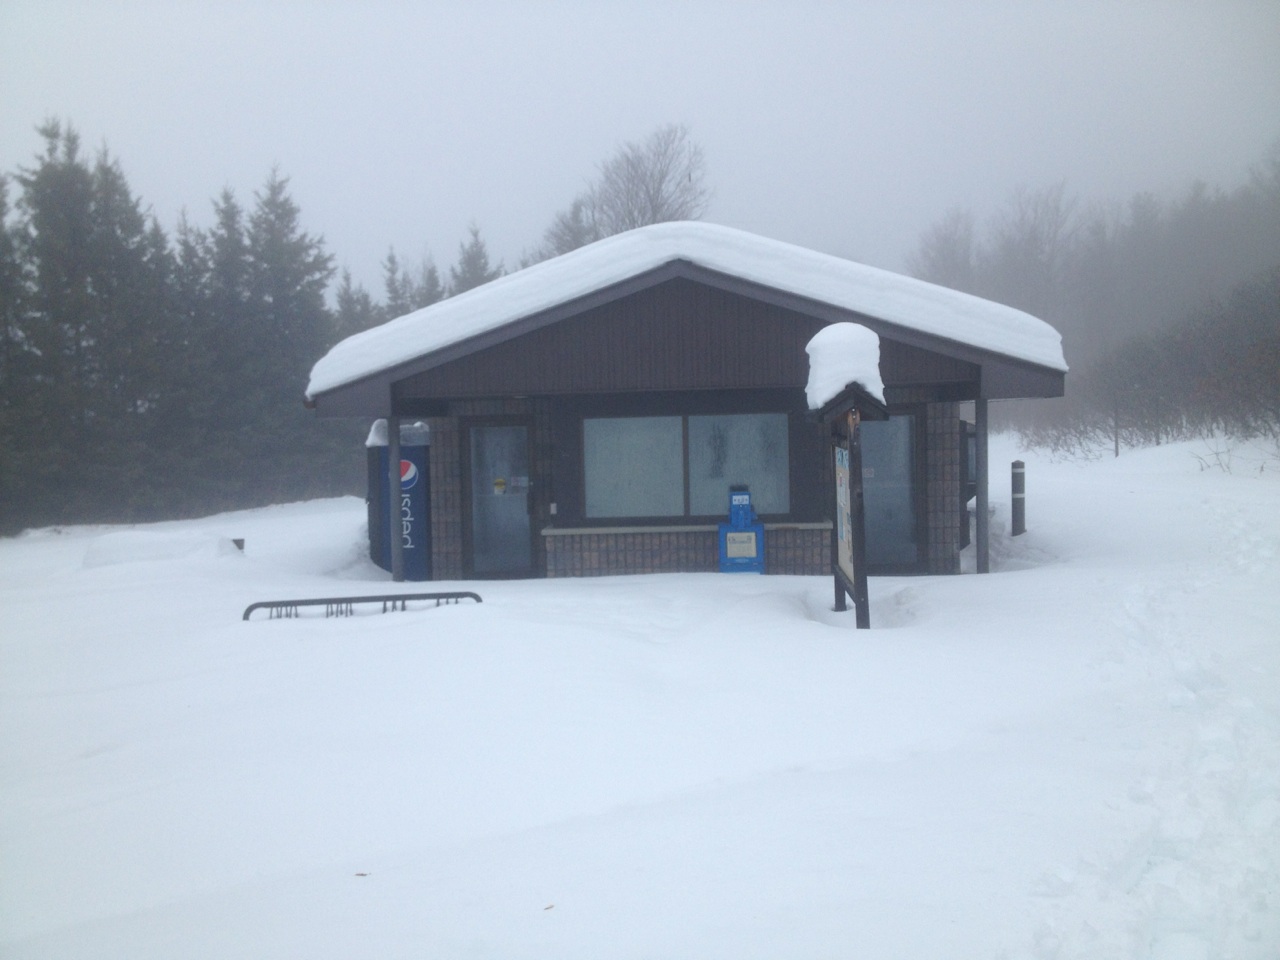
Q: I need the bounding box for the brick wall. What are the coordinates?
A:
[545,529,718,577]
[544,525,829,577]
[425,416,463,579]
[763,525,829,575]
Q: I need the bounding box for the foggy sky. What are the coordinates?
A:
[3,1,1278,294]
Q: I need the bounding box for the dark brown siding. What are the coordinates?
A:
[397,278,979,401]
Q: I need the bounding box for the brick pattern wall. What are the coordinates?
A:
[546,530,718,577]
[763,526,829,575]
[425,416,464,579]
[924,402,961,574]
[545,525,829,578]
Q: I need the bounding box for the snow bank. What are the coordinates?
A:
[3,438,1277,959]
[307,221,1067,398]
[81,530,243,568]
[804,321,884,408]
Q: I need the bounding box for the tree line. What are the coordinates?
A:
[0,122,708,533]
[907,148,1280,455]
[11,109,1264,534]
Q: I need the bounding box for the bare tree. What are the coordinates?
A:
[905,206,978,293]
[539,196,599,259]
[983,181,1077,316]
[591,123,709,233]
[534,124,710,260]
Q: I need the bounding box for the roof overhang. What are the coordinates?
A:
[308,223,1067,417]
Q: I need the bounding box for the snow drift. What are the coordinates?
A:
[2,437,1277,959]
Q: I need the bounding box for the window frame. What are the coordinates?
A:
[554,389,819,527]
[582,410,791,521]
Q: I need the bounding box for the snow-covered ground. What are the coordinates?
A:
[2,436,1278,959]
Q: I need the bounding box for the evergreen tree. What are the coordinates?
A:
[408,254,444,309]
[197,188,257,501]
[334,267,380,337]
[247,170,334,399]
[386,247,446,315]
[382,248,412,319]
[82,149,178,510]
[167,176,356,513]
[14,121,95,455]
[0,175,29,529]
[233,170,338,501]
[0,122,369,531]
[1,121,178,528]
[448,224,502,295]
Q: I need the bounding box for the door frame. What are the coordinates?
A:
[460,416,536,579]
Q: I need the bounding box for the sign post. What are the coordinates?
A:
[803,321,887,630]
[832,409,872,628]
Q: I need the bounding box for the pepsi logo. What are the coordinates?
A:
[399,459,419,489]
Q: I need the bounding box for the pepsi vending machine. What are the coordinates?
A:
[367,420,431,580]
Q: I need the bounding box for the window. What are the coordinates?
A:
[584,416,684,517]
[583,412,790,519]
[688,413,789,514]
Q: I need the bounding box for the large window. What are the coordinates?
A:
[584,416,684,517]
[584,412,790,519]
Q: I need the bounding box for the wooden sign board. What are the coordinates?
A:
[830,408,872,629]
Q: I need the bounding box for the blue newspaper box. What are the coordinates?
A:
[367,420,431,580]
[718,486,765,573]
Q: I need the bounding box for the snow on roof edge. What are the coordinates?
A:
[307,221,1067,399]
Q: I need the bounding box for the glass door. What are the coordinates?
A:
[860,414,920,570]
[467,423,533,576]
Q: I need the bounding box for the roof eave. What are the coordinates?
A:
[308,259,1067,416]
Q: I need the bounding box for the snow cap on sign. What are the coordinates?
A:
[805,323,885,409]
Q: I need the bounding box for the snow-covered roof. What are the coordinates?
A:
[307,221,1066,399]
[805,323,885,409]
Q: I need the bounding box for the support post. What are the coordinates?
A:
[848,414,871,629]
[975,398,990,574]
[1011,460,1026,536]
[831,525,847,612]
[387,413,405,582]
[830,428,847,613]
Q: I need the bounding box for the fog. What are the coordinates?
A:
[2,1,1278,289]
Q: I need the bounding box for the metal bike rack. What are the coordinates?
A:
[242,591,482,621]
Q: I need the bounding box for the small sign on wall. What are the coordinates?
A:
[725,530,758,559]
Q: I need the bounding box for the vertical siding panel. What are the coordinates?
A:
[396,277,978,399]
